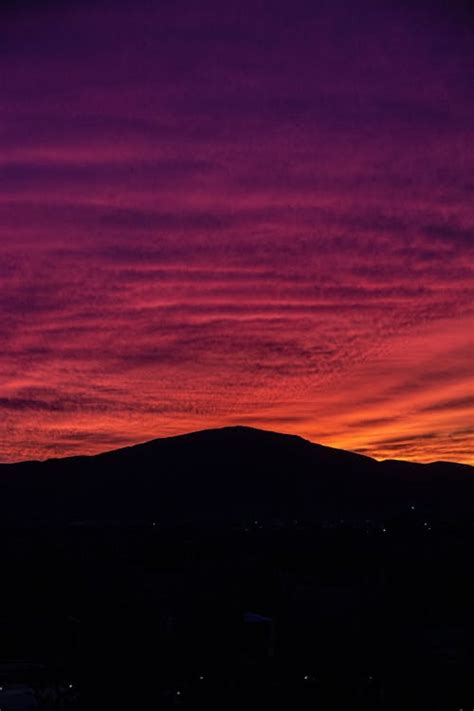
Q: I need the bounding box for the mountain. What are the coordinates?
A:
[0,426,472,526]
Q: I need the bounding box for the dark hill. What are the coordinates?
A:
[0,426,472,526]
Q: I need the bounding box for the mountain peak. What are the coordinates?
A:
[0,426,471,527]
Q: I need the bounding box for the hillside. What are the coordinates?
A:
[0,426,472,526]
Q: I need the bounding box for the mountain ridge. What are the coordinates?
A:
[3,425,471,469]
[0,426,471,527]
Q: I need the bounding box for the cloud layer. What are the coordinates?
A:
[0,0,473,462]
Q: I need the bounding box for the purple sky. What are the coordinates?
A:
[1,0,473,463]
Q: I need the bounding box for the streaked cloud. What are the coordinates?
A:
[0,0,472,463]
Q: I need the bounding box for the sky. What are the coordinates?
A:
[0,0,473,464]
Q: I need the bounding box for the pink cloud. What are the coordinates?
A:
[0,0,472,462]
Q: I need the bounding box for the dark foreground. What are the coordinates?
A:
[1,519,472,710]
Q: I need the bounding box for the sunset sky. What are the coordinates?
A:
[1,0,473,463]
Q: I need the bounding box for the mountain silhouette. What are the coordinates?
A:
[0,426,472,526]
